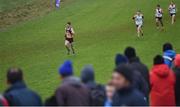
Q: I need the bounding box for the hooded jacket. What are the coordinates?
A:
[55,76,90,106]
[163,50,176,68]
[150,64,176,106]
[81,66,97,89]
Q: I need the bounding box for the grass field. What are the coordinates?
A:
[0,0,180,100]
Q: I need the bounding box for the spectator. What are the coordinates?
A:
[173,54,180,105]
[150,55,176,106]
[3,68,42,106]
[80,65,106,106]
[55,60,90,106]
[104,83,115,107]
[163,42,176,68]
[124,47,149,99]
[0,94,9,106]
[111,64,148,106]
[81,65,96,89]
[115,54,128,67]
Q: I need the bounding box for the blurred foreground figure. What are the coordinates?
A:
[0,94,9,106]
[124,47,149,100]
[81,65,106,106]
[173,54,180,106]
[163,42,176,68]
[4,68,42,106]
[55,60,90,106]
[111,64,148,106]
[104,83,115,107]
[150,55,176,106]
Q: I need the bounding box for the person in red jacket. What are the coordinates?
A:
[150,55,176,106]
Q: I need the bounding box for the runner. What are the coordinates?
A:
[168,1,177,24]
[64,22,75,55]
[133,11,144,37]
[155,4,164,30]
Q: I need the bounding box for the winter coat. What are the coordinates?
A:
[163,50,176,68]
[81,66,97,90]
[112,86,148,106]
[150,64,176,106]
[129,57,150,99]
[55,76,90,106]
[173,67,180,106]
[4,82,42,106]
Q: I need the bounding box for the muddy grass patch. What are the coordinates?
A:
[0,0,55,30]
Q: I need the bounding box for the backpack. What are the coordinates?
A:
[90,84,106,106]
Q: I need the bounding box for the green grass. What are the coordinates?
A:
[0,0,180,100]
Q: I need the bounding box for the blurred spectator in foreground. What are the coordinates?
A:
[124,47,149,100]
[173,54,180,106]
[104,83,115,107]
[0,94,9,106]
[81,65,97,89]
[111,64,148,106]
[163,42,176,68]
[4,68,42,106]
[115,54,128,67]
[55,60,90,106]
[150,55,176,106]
[81,65,106,106]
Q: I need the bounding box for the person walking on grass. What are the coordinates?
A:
[65,22,75,55]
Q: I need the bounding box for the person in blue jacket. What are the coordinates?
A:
[163,43,176,68]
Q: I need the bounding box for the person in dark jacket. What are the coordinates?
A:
[81,65,97,89]
[173,54,180,105]
[150,55,176,106]
[111,64,148,106]
[55,60,90,106]
[163,43,176,68]
[3,68,42,106]
[80,65,106,106]
[124,47,149,99]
